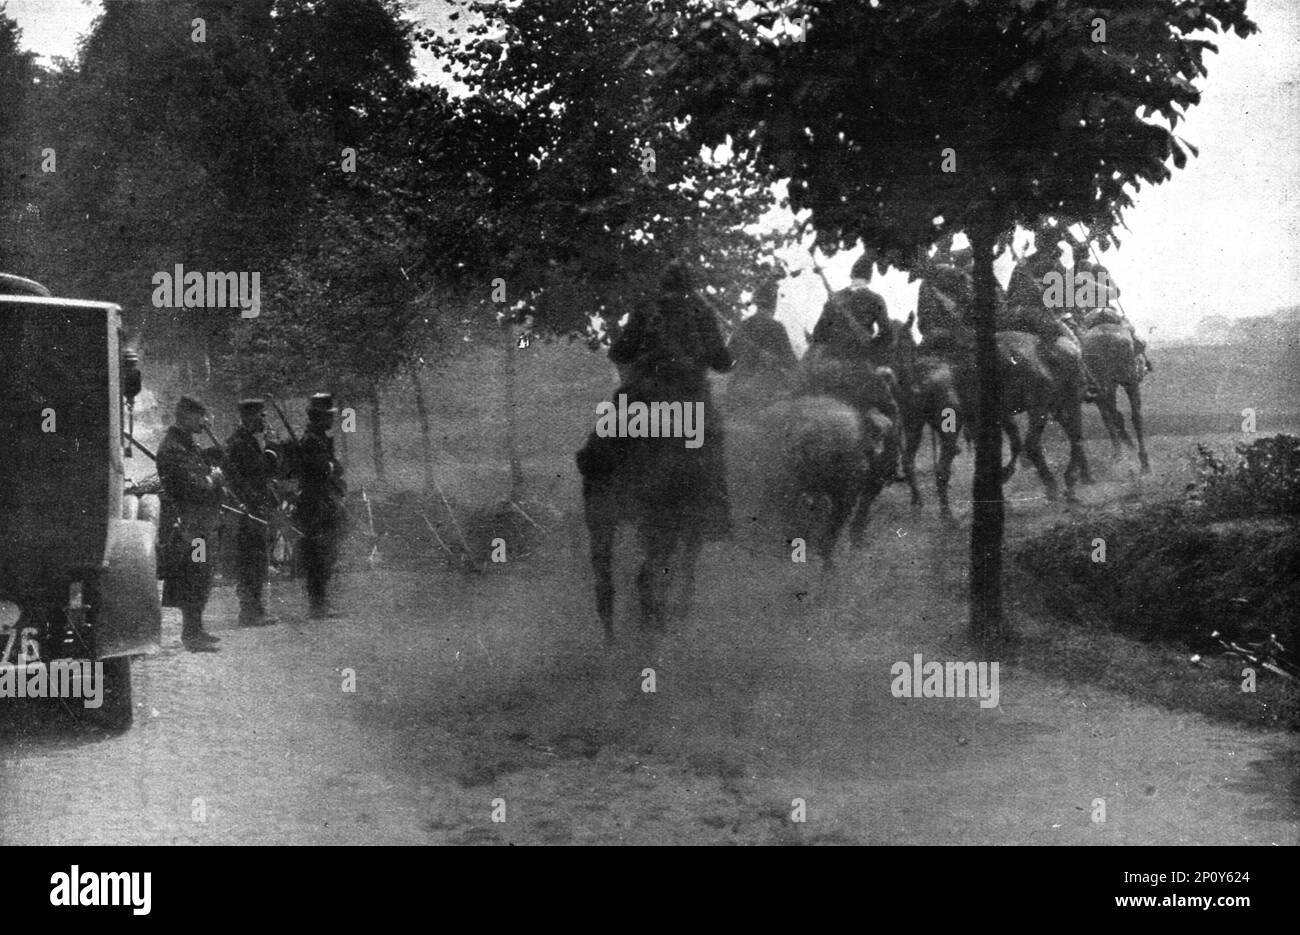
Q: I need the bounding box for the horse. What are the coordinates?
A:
[912,267,1094,504]
[890,324,966,520]
[1082,319,1151,474]
[579,369,723,641]
[767,325,903,570]
[978,331,1094,501]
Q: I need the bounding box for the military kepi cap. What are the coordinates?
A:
[176,395,208,417]
[238,398,266,415]
[307,392,337,416]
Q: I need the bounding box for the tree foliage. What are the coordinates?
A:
[647,0,1256,263]
[421,0,796,336]
[634,0,1256,638]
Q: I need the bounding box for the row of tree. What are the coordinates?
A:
[0,0,1257,638]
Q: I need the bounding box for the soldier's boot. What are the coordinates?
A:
[181,605,220,652]
[305,566,340,619]
[237,579,278,626]
[238,598,278,627]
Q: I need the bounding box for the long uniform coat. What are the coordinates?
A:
[1003,251,1079,343]
[809,281,891,358]
[728,314,797,382]
[578,289,736,539]
[805,281,903,430]
[157,426,222,609]
[291,425,346,605]
[224,425,277,604]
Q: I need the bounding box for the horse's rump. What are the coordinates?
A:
[769,394,887,493]
[907,356,962,420]
[579,365,729,539]
[1082,323,1140,386]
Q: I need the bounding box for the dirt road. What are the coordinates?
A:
[1,427,1295,846]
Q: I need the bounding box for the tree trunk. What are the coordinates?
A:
[503,316,525,500]
[411,361,435,493]
[968,222,1005,642]
[369,388,386,483]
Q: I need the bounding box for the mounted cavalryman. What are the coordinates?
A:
[806,251,906,480]
[576,259,736,541]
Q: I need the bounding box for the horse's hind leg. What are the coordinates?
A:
[1125,381,1151,474]
[1024,407,1060,501]
[902,417,924,509]
[636,522,675,632]
[1053,398,1092,497]
[1095,386,1123,461]
[849,475,885,548]
[1001,417,1022,483]
[671,527,704,621]
[820,489,855,572]
[936,428,960,521]
[587,511,617,642]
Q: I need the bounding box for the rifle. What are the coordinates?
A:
[267,397,299,444]
[126,431,270,527]
[126,433,157,461]
[203,421,280,528]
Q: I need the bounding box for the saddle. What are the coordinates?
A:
[1084,308,1124,329]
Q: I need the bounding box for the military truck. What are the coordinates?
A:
[0,273,161,729]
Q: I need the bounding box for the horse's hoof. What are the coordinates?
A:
[1139,463,1151,476]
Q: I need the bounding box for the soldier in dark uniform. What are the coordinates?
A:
[224,398,280,627]
[1004,226,1100,399]
[728,276,796,397]
[1071,238,1153,374]
[157,395,224,652]
[291,393,347,618]
[806,252,905,479]
[1004,228,1077,338]
[915,237,974,339]
[576,260,736,540]
[809,253,892,356]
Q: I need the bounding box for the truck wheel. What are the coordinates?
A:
[86,656,134,731]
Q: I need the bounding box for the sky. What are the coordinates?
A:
[5,0,1297,344]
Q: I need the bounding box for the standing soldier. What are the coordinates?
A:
[291,393,347,619]
[157,395,224,652]
[224,399,280,627]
